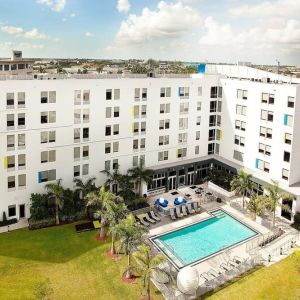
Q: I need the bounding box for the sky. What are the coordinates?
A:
[0,0,299,65]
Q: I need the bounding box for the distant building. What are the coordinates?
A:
[159,62,168,70]
[0,51,33,75]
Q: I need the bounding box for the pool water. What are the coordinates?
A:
[153,210,257,268]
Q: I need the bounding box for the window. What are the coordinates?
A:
[237,89,248,100]
[178,133,188,144]
[83,109,90,123]
[284,133,292,145]
[158,135,169,146]
[196,116,201,126]
[105,143,111,154]
[282,169,289,180]
[6,93,14,107]
[258,143,271,156]
[41,111,56,124]
[74,109,81,124]
[18,154,26,168]
[208,143,215,155]
[83,90,90,104]
[113,159,118,170]
[41,131,55,143]
[262,93,275,105]
[105,126,111,136]
[18,92,25,106]
[160,87,171,97]
[158,151,168,161]
[41,91,56,103]
[133,105,139,118]
[260,110,273,122]
[74,165,80,177]
[287,96,295,108]
[114,107,120,118]
[197,101,201,111]
[284,114,293,127]
[259,126,272,139]
[134,88,147,100]
[283,151,290,163]
[141,121,146,133]
[177,148,187,158]
[210,101,217,112]
[234,135,245,147]
[198,87,202,96]
[196,131,200,140]
[82,164,89,176]
[106,107,112,118]
[8,176,15,189]
[83,146,89,159]
[38,169,56,183]
[7,135,15,150]
[142,88,147,100]
[179,118,188,130]
[7,114,14,127]
[74,128,80,142]
[18,113,25,127]
[141,105,147,117]
[106,89,112,100]
[256,159,270,173]
[195,146,200,155]
[160,103,171,114]
[74,147,80,161]
[113,124,119,135]
[178,87,189,98]
[140,138,145,150]
[83,128,89,140]
[208,129,216,141]
[179,102,189,114]
[113,142,119,153]
[233,150,244,162]
[210,87,218,98]
[18,174,26,187]
[74,90,81,105]
[8,205,16,217]
[236,105,247,116]
[159,119,170,130]
[17,134,25,149]
[114,89,120,100]
[235,120,246,131]
[7,156,15,168]
[132,156,138,167]
[105,160,111,171]
[41,150,56,163]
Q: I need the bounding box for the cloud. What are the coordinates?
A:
[117,0,131,13]
[17,42,44,50]
[36,0,66,12]
[1,26,47,40]
[70,13,76,17]
[85,32,94,37]
[116,1,201,44]
[230,0,300,18]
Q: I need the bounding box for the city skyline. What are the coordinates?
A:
[0,0,299,64]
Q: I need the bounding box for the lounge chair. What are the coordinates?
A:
[228,260,239,268]
[144,213,156,224]
[150,211,161,221]
[233,256,243,264]
[208,269,220,278]
[137,216,150,227]
[170,208,177,220]
[175,206,183,218]
[200,272,213,281]
[182,205,188,216]
[187,203,195,214]
[220,263,233,272]
[192,202,201,213]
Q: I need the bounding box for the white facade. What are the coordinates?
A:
[0,65,299,221]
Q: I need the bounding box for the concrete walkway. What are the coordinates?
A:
[0,218,28,234]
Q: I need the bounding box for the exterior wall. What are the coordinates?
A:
[0,71,299,221]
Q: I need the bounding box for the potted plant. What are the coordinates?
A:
[247,195,266,224]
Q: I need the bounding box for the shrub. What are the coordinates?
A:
[30,193,54,221]
[28,218,56,230]
[0,215,18,227]
[126,197,149,211]
[292,212,300,230]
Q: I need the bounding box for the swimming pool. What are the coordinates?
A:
[151,210,258,268]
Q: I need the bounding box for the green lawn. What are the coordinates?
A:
[0,223,163,300]
[204,250,300,300]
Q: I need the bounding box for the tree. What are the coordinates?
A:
[73,177,97,201]
[114,214,148,278]
[106,201,128,255]
[101,165,122,192]
[247,195,266,219]
[230,169,255,208]
[133,245,169,300]
[85,186,114,239]
[45,179,64,225]
[264,181,292,226]
[117,174,135,202]
[127,161,154,196]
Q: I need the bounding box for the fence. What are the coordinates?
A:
[246,231,282,253]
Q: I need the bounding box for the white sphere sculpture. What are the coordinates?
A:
[177,267,199,295]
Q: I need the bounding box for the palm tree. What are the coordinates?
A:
[264,181,292,226]
[230,169,255,208]
[45,179,64,225]
[133,245,169,300]
[85,186,114,239]
[114,214,148,278]
[106,201,128,255]
[127,160,154,196]
[101,165,122,192]
[73,177,97,201]
[247,195,266,219]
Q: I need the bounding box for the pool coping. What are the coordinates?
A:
[149,208,260,270]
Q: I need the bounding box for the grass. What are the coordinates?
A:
[0,223,163,300]
[203,250,300,300]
